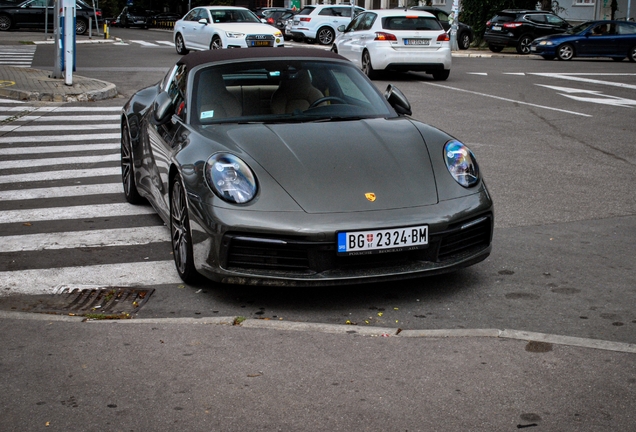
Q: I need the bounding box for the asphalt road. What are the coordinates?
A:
[1,27,634,344]
[0,27,634,432]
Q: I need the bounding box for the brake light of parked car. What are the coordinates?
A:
[486,20,491,27]
[437,33,450,41]
[300,17,311,22]
[374,32,397,41]
[503,22,523,28]
[267,17,275,24]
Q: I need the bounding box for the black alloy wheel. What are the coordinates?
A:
[170,176,200,283]
[120,123,143,204]
[0,14,12,31]
[516,35,533,54]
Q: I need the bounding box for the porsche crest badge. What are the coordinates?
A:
[365,193,376,202]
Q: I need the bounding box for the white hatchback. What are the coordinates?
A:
[173,6,284,54]
[332,10,451,80]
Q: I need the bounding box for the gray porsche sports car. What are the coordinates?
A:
[121,48,493,286]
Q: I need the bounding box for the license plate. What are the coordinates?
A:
[492,25,502,31]
[250,41,271,47]
[337,225,428,255]
[404,38,430,46]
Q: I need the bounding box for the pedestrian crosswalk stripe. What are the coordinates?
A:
[0,261,182,296]
[5,115,121,122]
[0,167,121,184]
[0,46,36,67]
[0,143,118,156]
[0,123,119,133]
[1,203,157,224]
[0,106,121,112]
[0,154,119,170]
[0,133,120,143]
[0,183,122,201]
[2,226,170,252]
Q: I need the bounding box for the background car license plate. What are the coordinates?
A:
[404,39,430,45]
[337,225,428,255]
[251,41,272,47]
[492,25,502,31]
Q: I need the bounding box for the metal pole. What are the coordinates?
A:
[450,0,459,51]
[52,0,62,78]
[64,0,74,86]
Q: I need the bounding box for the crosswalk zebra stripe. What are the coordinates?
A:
[0,143,118,156]
[6,115,121,122]
[0,167,121,184]
[1,203,157,224]
[0,133,120,143]
[0,124,119,133]
[2,226,170,252]
[0,261,182,296]
[0,154,120,169]
[0,183,122,201]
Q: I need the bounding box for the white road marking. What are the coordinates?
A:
[1,226,169,252]
[1,203,157,224]
[8,115,120,122]
[130,40,160,47]
[0,154,119,169]
[467,72,488,75]
[0,143,118,155]
[0,106,121,112]
[530,72,636,90]
[0,167,121,184]
[0,133,119,143]
[156,41,174,46]
[0,183,122,200]
[0,123,118,133]
[536,84,636,107]
[424,82,592,117]
[0,261,181,296]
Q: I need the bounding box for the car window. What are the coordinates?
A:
[191,60,393,125]
[545,14,565,25]
[183,9,198,21]
[25,0,48,7]
[616,23,636,34]
[197,9,210,22]
[297,7,315,16]
[383,16,442,31]
[347,13,365,31]
[211,9,259,23]
[526,14,546,24]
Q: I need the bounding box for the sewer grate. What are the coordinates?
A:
[32,287,155,317]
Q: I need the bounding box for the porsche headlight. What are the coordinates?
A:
[225,31,245,38]
[205,153,257,203]
[444,140,479,188]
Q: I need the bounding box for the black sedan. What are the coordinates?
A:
[0,0,101,34]
[531,20,636,61]
[121,48,493,286]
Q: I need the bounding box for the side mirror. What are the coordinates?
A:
[337,25,346,32]
[384,85,412,116]
[152,91,173,124]
[198,18,208,25]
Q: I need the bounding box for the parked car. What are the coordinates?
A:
[275,11,296,39]
[531,20,636,61]
[288,4,365,45]
[409,6,473,50]
[332,9,451,80]
[117,5,151,29]
[484,9,571,54]
[173,6,284,54]
[0,0,102,34]
[254,7,293,26]
[121,48,493,285]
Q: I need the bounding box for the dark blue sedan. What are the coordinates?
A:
[530,20,636,61]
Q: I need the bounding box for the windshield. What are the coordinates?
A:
[568,21,594,34]
[210,9,260,23]
[191,60,395,126]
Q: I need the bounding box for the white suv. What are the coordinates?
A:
[289,4,365,45]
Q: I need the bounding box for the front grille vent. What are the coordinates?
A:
[227,237,311,271]
[437,215,492,261]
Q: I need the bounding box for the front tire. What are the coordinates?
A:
[316,26,335,45]
[361,50,378,80]
[120,122,143,205]
[0,14,12,31]
[210,35,222,49]
[175,33,189,55]
[628,45,636,62]
[458,32,471,50]
[75,18,88,35]
[170,176,200,284]
[557,43,574,61]
[516,35,533,54]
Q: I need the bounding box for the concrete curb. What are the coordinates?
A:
[2,310,634,353]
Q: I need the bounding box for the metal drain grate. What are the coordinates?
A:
[32,287,155,317]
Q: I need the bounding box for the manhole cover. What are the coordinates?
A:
[31,287,154,318]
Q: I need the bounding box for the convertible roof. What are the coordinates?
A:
[177,48,346,70]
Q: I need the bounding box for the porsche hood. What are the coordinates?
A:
[211,119,440,213]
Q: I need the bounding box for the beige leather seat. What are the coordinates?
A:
[197,70,242,120]
[270,69,324,114]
